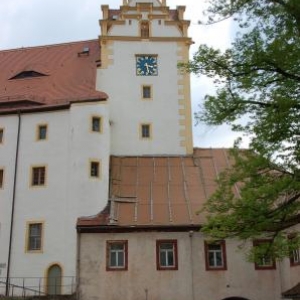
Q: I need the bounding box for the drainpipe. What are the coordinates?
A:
[6,111,21,296]
[189,231,195,300]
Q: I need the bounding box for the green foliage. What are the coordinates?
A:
[180,0,300,259]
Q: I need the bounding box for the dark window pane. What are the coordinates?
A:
[92,117,101,132]
[39,126,47,140]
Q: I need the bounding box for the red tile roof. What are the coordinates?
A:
[0,40,107,110]
[77,148,235,230]
[282,282,300,299]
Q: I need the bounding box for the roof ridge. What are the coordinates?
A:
[0,39,99,53]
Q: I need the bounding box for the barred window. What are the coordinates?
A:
[27,223,42,251]
[31,167,46,186]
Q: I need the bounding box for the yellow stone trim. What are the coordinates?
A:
[177,42,193,154]
[90,115,103,134]
[36,123,48,142]
[99,39,114,69]
[25,220,45,253]
[179,120,186,126]
[89,159,102,180]
[29,164,48,188]
[44,263,64,295]
[99,36,193,44]
[139,123,153,140]
[122,14,142,20]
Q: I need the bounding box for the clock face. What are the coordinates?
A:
[136,55,158,76]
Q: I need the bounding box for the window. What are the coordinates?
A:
[31,166,46,186]
[27,222,43,252]
[0,128,3,144]
[91,116,102,133]
[156,240,178,270]
[106,241,128,271]
[140,21,149,38]
[140,124,151,139]
[37,124,47,140]
[291,248,300,266]
[90,161,100,178]
[0,169,3,189]
[142,85,152,99]
[253,240,276,270]
[205,241,227,270]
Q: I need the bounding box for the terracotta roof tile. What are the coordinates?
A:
[0,40,107,109]
[282,282,300,299]
[77,148,234,229]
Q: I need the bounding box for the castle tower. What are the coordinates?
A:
[97,0,193,155]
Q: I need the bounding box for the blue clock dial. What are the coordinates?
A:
[136,55,158,76]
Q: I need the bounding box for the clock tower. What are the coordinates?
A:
[97,0,193,155]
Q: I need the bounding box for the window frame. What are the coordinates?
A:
[91,116,102,133]
[30,166,47,187]
[204,240,227,271]
[90,160,101,178]
[106,240,128,271]
[140,123,152,139]
[291,248,300,266]
[142,85,152,100]
[36,124,48,141]
[156,240,178,271]
[26,221,44,253]
[253,240,276,270]
[140,20,150,38]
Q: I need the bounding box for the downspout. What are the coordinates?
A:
[189,231,195,300]
[6,111,21,296]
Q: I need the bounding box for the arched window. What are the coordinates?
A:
[46,264,62,295]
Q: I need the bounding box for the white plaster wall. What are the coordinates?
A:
[79,231,292,300]
[0,102,110,293]
[0,115,19,278]
[97,40,188,155]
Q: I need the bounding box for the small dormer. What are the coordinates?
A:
[9,70,47,80]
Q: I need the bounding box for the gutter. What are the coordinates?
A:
[77,224,201,234]
[5,111,21,296]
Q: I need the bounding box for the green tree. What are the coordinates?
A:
[181,0,300,260]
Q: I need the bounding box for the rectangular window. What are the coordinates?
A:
[27,222,43,252]
[156,240,178,270]
[0,128,4,144]
[91,116,102,133]
[140,21,149,38]
[140,124,151,139]
[142,85,152,99]
[106,241,128,271]
[253,240,276,270]
[291,248,300,266]
[31,166,46,186]
[0,169,3,189]
[37,125,47,140]
[90,161,100,178]
[205,241,227,270]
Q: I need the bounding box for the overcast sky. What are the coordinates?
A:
[0,0,244,148]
